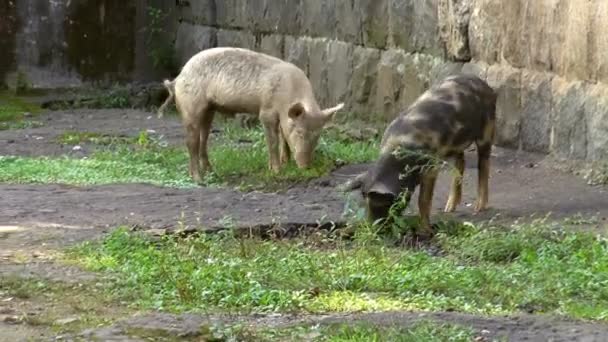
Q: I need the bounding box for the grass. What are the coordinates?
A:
[316,322,476,342]
[201,321,478,342]
[0,90,42,130]
[55,131,136,145]
[66,217,608,321]
[1,121,379,190]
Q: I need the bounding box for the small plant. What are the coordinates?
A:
[66,217,608,320]
[96,84,131,109]
[0,90,42,129]
[15,70,31,95]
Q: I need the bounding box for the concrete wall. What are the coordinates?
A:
[173,0,608,162]
[1,0,176,89]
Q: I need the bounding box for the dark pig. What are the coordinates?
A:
[343,74,497,238]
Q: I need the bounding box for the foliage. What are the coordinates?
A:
[145,6,178,74]
[0,123,379,191]
[67,218,608,321]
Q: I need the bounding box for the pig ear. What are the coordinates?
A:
[367,179,400,199]
[288,103,306,120]
[321,103,345,121]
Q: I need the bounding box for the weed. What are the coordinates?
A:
[1,122,379,191]
[56,131,134,145]
[95,84,131,109]
[0,90,42,124]
[67,218,608,320]
[15,70,31,95]
[319,321,475,342]
[0,119,43,130]
[145,6,178,74]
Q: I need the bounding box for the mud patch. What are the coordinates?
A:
[0,108,184,157]
[66,311,608,342]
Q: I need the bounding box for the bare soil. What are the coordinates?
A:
[1,108,608,341]
[56,310,608,342]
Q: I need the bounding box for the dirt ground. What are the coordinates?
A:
[2,108,608,341]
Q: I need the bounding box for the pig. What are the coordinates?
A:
[157,47,344,183]
[342,74,497,239]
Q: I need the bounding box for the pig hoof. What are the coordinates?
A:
[268,163,281,173]
[473,201,487,214]
[415,231,435,243]
[444,202,457,213]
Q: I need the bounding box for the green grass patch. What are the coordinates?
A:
[0,91,43,130]
[56,130,137,145]
[66,218,608,321]
[317,322,476,342]
[201,321,478,342]
[1,122,379,190]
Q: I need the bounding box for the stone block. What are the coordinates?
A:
[348,46,381,117]
[174,23,216,66]
[438,0,472,61]
[284,36,310,75]
[325,40,353,108]
[486,65,522,148]
[519,71,553,153]
[550,78,588,159]
[259,34,285,59]
[216,29,256,50]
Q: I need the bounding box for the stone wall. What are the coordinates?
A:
[1,0,176,89]
[172,0,608,161]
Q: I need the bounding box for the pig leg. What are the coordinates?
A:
[418,169,438,238]
[260,114,281,172]
[279,130,291,165]
[444,152,465,213]
[199,110,215,173]
[474,142,491,213]
[184,119,202,183]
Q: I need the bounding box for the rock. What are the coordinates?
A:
[390,0,441,55]
[584,83,608,160]
[373,49,407,120]
[214,0,248,29]
[144,228,168,237]
[325,40,353,107]
[284,36,310,75]
[461,61,489,80]
[178,0,215,26]
[174,23,216,66]
[486,64,522,148]
[550,79,588,159]
[2,315,22,324]
[397,53,440,110]
[438,0,472,61]
[301,0,336,39]
[216,29,256,50]
[55,317,80,325]
[259,34,284,59]
[359,0,389,48]
[467,0,503,65]
[348,46,381,117]
[335,0,364,44]
[520,71,553,153]
[307,38,330,107]
[247,0,302,35]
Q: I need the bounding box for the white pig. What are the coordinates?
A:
[157,47,344,183]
